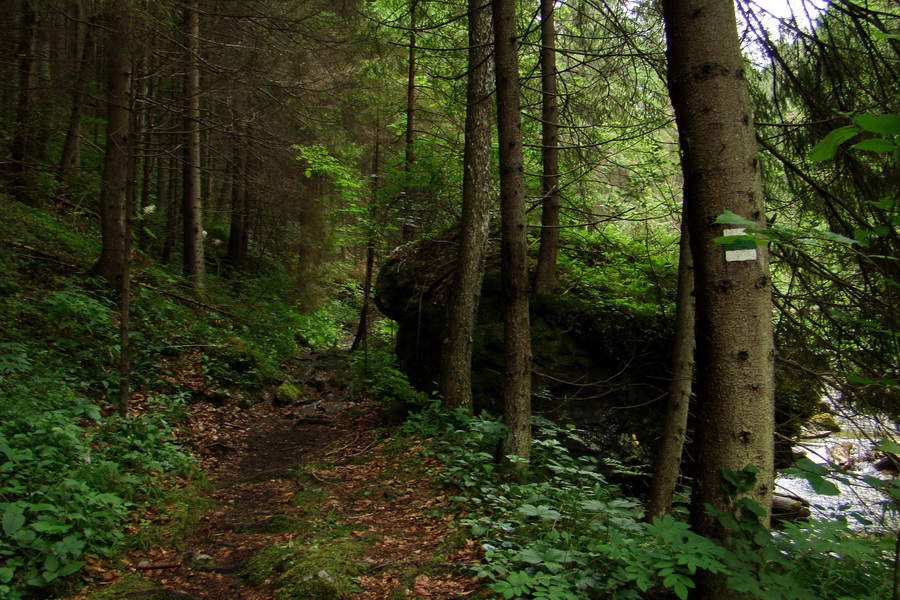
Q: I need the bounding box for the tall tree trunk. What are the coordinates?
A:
[161,155,178,265]
[439,0,494,413]
[91,2,132,288]
[401,0,418,242]
[351,119,381,355]
[645,223,695,519]
[58,1,93,187]
[182,0,205,291]
[661,0,776,597]
[10,0,38,197]
[119,127,135,419]
[138,72,154,254]
[493,0,532,467]
[226,140,249,270]
[532,0,560,294]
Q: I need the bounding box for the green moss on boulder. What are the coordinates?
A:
[275,381,305,406]
[808,412,841,433]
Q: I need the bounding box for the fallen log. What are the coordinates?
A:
[772,491,811,522]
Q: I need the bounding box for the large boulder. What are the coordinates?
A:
[374,236,675,468]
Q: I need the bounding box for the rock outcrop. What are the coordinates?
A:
[374,236,674,469]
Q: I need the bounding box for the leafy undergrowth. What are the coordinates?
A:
[397,402,895,600]
[0,195,359,599]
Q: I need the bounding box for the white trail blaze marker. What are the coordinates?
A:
[723,228,758,262]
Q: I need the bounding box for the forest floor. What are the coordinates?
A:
[65,352,486,600]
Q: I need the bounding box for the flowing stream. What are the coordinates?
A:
[775,396,900,531]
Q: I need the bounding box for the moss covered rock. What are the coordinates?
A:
[807,412,841,434]
[242,537,371,597]
[276,570,341,600]
[275,381,306,406]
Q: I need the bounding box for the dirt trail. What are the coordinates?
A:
[73,354,483,600]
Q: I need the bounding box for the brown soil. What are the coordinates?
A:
[68,355,485,600]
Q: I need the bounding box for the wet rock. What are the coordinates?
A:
[321,401,348,414]
[311,375,329,391]
[828,440,855,470]
[290,572,341,600]
[873,452,900,473]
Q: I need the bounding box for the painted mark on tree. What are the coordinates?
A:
[723,228,757,262]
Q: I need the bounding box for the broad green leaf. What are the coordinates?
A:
[713,234,762,249]
[808,474,841,496]
[13,527,35,545]
[862,475,887,488]
[736,497,767,518]
[31,521,71,534]
[794,456,829,475]
[809,125,858,162]
[43,554,59,576]
[820,231,860,245]
[518,504,561,521]
[852,138,896,153]
[876,439,900,454]
[517,547,567,572]
[580,499,607,512]
[873,31,900,40]
[55,560,85,578]
[714,210,758,227]
[868,198,897,210]
[853,114,900,136]
[2,505,25,537]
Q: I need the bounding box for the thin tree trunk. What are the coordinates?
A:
[661,0,776,597]
[351,119,381,355]
[494,0,532,468]
[401,0,418,242]
[226,140,249,270]
[91,2,132,288]
[10,0,38,196]
[58,1,93,187]
[119,132,135,419]
[182,0,205,291]
[533,0,561,294]
[161,153,178,264]
[645,223,695,519]
[138,73,154,253]
[439,0,494,413]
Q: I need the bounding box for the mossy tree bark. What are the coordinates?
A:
[661,0,776,597]
[493,0,531,467]
[439,0,493,413]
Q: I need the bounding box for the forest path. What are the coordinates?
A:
[73,352,483,600]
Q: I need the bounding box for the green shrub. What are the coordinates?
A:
[0,376,194,597]
[399,403,897,600]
